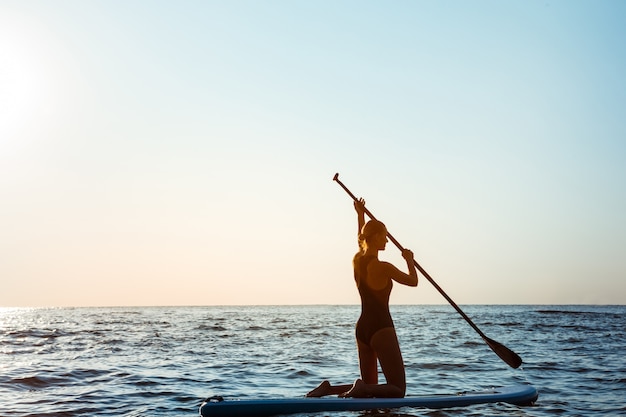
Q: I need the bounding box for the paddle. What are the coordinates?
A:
[333,173,523,369]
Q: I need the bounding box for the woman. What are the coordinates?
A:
[307,198,418,398]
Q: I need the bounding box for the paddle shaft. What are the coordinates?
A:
[333,173,522,368]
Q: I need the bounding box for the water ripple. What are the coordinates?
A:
[1,305,624,416]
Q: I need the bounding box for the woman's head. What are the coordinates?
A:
[359,220,388,251]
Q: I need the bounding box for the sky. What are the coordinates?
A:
[1,0,625,307]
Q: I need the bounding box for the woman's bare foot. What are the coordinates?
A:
[306,380,331,397]
[339,379,371,398]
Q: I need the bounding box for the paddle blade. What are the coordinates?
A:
[485,337,523,369]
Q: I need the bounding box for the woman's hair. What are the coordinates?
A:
[356,219,387,253]
[353,219,387,282]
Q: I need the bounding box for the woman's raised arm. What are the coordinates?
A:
[354,198,366,243]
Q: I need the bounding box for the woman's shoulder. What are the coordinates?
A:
[364,260,392,290]
[369,260,399,275]
[361,257,389,274]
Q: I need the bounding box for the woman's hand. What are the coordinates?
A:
[401,249,414,262]
[354,198,366,215]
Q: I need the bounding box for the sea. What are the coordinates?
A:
[0,305,624,416]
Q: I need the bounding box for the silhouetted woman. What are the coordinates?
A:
[307,198,418,398]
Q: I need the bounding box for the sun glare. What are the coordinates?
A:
[0,10,51,151]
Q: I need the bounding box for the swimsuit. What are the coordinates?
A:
[355,255,394,346]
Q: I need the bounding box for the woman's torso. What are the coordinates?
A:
[355,255,394,344]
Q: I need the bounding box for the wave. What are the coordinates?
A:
[4,328,67,339]
[6,375,53,389]
[195,324,227,331]
[535,309,622,317]
[1,368,117,390]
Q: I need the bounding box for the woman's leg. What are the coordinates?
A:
[356,338,378,384]
[305,381,352,397]
[342,327,406,398]
[371,327,406,396]
[306,337,378,397]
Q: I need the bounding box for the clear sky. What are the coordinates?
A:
[1,1,625,307]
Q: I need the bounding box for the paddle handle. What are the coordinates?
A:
[333,173,522,369]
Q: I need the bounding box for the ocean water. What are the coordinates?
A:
[0,305,624,416]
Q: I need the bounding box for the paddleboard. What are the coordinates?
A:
[199,384,538,417]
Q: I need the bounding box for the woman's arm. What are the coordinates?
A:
[354,198,366,241]
[380,250,418,287]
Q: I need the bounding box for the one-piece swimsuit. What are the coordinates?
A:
[355,255,394,346]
